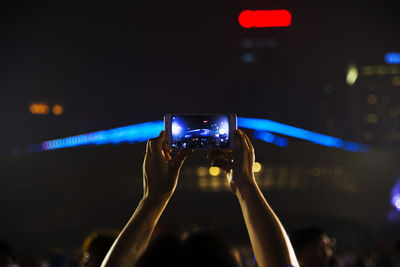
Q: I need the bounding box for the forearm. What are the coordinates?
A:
[237,181,298,267]
[101,196,170,267]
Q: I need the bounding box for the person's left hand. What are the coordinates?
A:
[142,131,192,202]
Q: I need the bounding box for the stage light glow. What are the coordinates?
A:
[391,179,400,212]
[239,10,292,28]
[209,167,221,176]
[172,122,182,135]
[219,128,225,135]
[395,196,400,210]
[385,52,400,64]
[346,64,358,86]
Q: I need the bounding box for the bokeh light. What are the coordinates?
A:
[29,103,49,115]
[209,166,221,176]
[52,104,63,115]
[254,162,262,173]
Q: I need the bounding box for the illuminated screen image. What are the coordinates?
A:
[171,115,230,149]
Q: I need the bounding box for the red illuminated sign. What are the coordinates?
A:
[239,10,292,28]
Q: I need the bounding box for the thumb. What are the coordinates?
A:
[169,149,193,172]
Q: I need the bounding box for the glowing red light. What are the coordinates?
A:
[238,10,292,28]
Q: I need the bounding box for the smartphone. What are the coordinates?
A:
[164,114,237,150]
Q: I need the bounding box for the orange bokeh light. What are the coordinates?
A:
[29,103,49,115]
[52,104,64,115]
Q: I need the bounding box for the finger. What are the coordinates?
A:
[169,149,193,172]
[234,130,248,152]
[211,156,232,173]
[145,140,151,154]
[149,131,166,158]
[150,131,165,150]
[163,149,172,161]
[239,129,254,153]
[207,149,232,160]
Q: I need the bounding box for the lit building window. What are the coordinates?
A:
[362,66,374,75]
[390,131,400,141]
[363,130,374,141]
[389,106,400,118]
[376,65,388,75]
[363,113,379,123]
[196,167,208,177]
[367,94,377,105]
[393,76,400,87]
[389,65,400,74]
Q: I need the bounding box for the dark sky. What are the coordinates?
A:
[1,0,399,151]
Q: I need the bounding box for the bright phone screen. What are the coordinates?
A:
[171,115,230,149]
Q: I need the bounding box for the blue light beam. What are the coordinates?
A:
[253,131,288,147]
[41,121,164,151]
[37,117,369,153]
[385,52,400,64]
[238,117,342,147]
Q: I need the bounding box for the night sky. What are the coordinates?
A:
[0,0,399,151]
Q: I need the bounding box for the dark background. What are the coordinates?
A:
[1,0,400,264]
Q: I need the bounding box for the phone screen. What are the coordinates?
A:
[171,115,231,149]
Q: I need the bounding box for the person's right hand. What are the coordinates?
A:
[207,129,258,195]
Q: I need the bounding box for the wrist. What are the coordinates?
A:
[234,175,259,199]
[142,192,171,207]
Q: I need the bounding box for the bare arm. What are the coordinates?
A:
[101,131,191,267]
[208,130,299,267]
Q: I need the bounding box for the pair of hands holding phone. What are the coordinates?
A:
[103,129,299,267]
[142,129,257,202]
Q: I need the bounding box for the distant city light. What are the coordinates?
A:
[242,53,256,63]
[254,162,262,173]
[209,167,221,176]
[239,10,292,28]
[363,113,379,123]
[29,103,49,115]
[52,104,64,115]
[196,167,208,177]
[385,52,400,64]
[346,64,358,86]
[367,94,377,105]
[393,76,400,86]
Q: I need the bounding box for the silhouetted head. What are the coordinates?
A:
[136,229,242,267]
[183,230,242,267]
[0,240,17,266]
[291,227,333,267]
[80,231,118,267]
[136,229,184,267]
